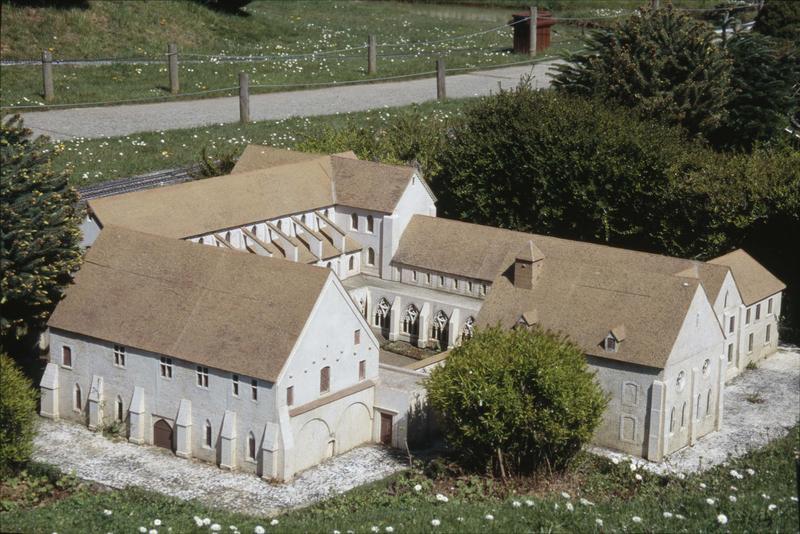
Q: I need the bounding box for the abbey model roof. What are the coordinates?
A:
[87,146,423,238]
[393,215,732,368]
[709,249,786,306]
[48,225,330,382]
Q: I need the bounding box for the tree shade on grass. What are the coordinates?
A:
[425,327,607,476]
[0,116,83,358]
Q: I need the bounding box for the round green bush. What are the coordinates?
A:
[0,354,39,474]
[426,327,607,476]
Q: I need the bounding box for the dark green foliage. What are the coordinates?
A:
[432,84,800,260]
[426,327,607,475]
[713,33,800,149]
[0,116,82,354]
[297,109,449,178]
[553,6,733,139]
[755,0,800,40]
[194,0,252,14]
[191,145,240,179]
[0,354,38,475]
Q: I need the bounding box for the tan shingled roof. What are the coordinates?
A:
[392,216,738,368]
[231,145,319,174]
[89,157,335,239]
[48,226,330,382]
[392,216,730,299]
[709,249,785,305]
[89,146,424,237]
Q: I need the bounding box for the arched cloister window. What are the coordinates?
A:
[225,231,231,242]
[680,402,687,428]
[462,316,475,341]
[204,420,213,448]
[366,215,374,233]
[116,396,124,421]
[301,214,307,224]
[277,220,283,231]
[374,298,390,330]
[706,389,712,415]
[669,407,676,433]
[402,305,419,336]
[351,213,359,230]
[366,248,375,266]
[74,384,82,411]
[349,256,355,271]
[432,310,449,347]
[248,432,256,460]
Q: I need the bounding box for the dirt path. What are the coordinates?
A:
[10,61,562,141]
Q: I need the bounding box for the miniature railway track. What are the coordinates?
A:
[78,165,199,201]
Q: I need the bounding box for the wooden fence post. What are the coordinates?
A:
[529,6,538,57]
[239,72,250,123]
[368,34,377,75]
[168,43,179,94]
[42,50,54,102]
[436,58,446,101]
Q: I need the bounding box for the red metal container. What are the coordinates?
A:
[511,9,556,54]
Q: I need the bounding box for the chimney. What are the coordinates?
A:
[513,240,544,290]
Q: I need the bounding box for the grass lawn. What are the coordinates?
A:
[1,0,586,109]
[44,97,470,187]
[1,426,797,533]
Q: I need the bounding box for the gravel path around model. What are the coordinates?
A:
[10,61,562,141]
[594,345,800,475]
[32,418,406,516]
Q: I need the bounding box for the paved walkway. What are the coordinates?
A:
[13,61,562,141]
[594,345,800,475]
[32,418,406,516]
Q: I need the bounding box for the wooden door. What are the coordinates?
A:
[380,413,393,446]
[153,419,173,450]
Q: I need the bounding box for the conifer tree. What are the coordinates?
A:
[755,0,800,40]
[1,116,82,355]
[553,6,732,140]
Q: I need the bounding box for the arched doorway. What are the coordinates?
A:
[153,419,173,451]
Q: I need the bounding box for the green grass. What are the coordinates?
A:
[0,0,587,109]
[1,426,797,533]
[45,97,470,186]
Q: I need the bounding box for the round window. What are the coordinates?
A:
[676,370,686,391]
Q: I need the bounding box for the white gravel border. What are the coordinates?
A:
[32,418,406,516]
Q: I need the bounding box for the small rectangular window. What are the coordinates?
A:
[765,324,771,343]
[425,273,431,284]
[468,281,473,292]
[286,386,294,406]
[748,333,754,353]
[359,360,366,381]
[62,346,73,368]
[746,308,751,325]
[196,366,209,388]
[251,379,258,401]
[160,356,173,379]
[113,345,126,367]
[728,316,735,333]
[320,366,330,394]
[354,329,361,345]
[755,304,761,321]
[232,374,239,396]
[727,343,733,363]
[768,298,773,314]
[412,270,418,282]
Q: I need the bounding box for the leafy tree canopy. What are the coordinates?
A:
[0,116,82,355]
[553,6,732,140]
[426,327,607,476]
[755,0,800,40]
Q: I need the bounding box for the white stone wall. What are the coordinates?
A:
[47,328,277,475]
[712,272,745,380]
[661,286,725,456]
[397,266,489,299]
[334,206,385,279]
[390,174,437,254]
[737,292,782,371]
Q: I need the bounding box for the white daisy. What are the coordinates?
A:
[512,501,521,508]
[595,518,603,527]
[431,519,440,527]
[768,504,777,512]
[717,514,728,525]
[632,516,642,523]
[663,512,673,518]
[435,494,449,503]
[485,514,494,521]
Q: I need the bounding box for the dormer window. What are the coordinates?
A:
[604,335,617,352]
[604,325,625,352]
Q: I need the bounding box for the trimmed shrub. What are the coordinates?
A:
[0,354,39,474]
[426,327,607,476]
